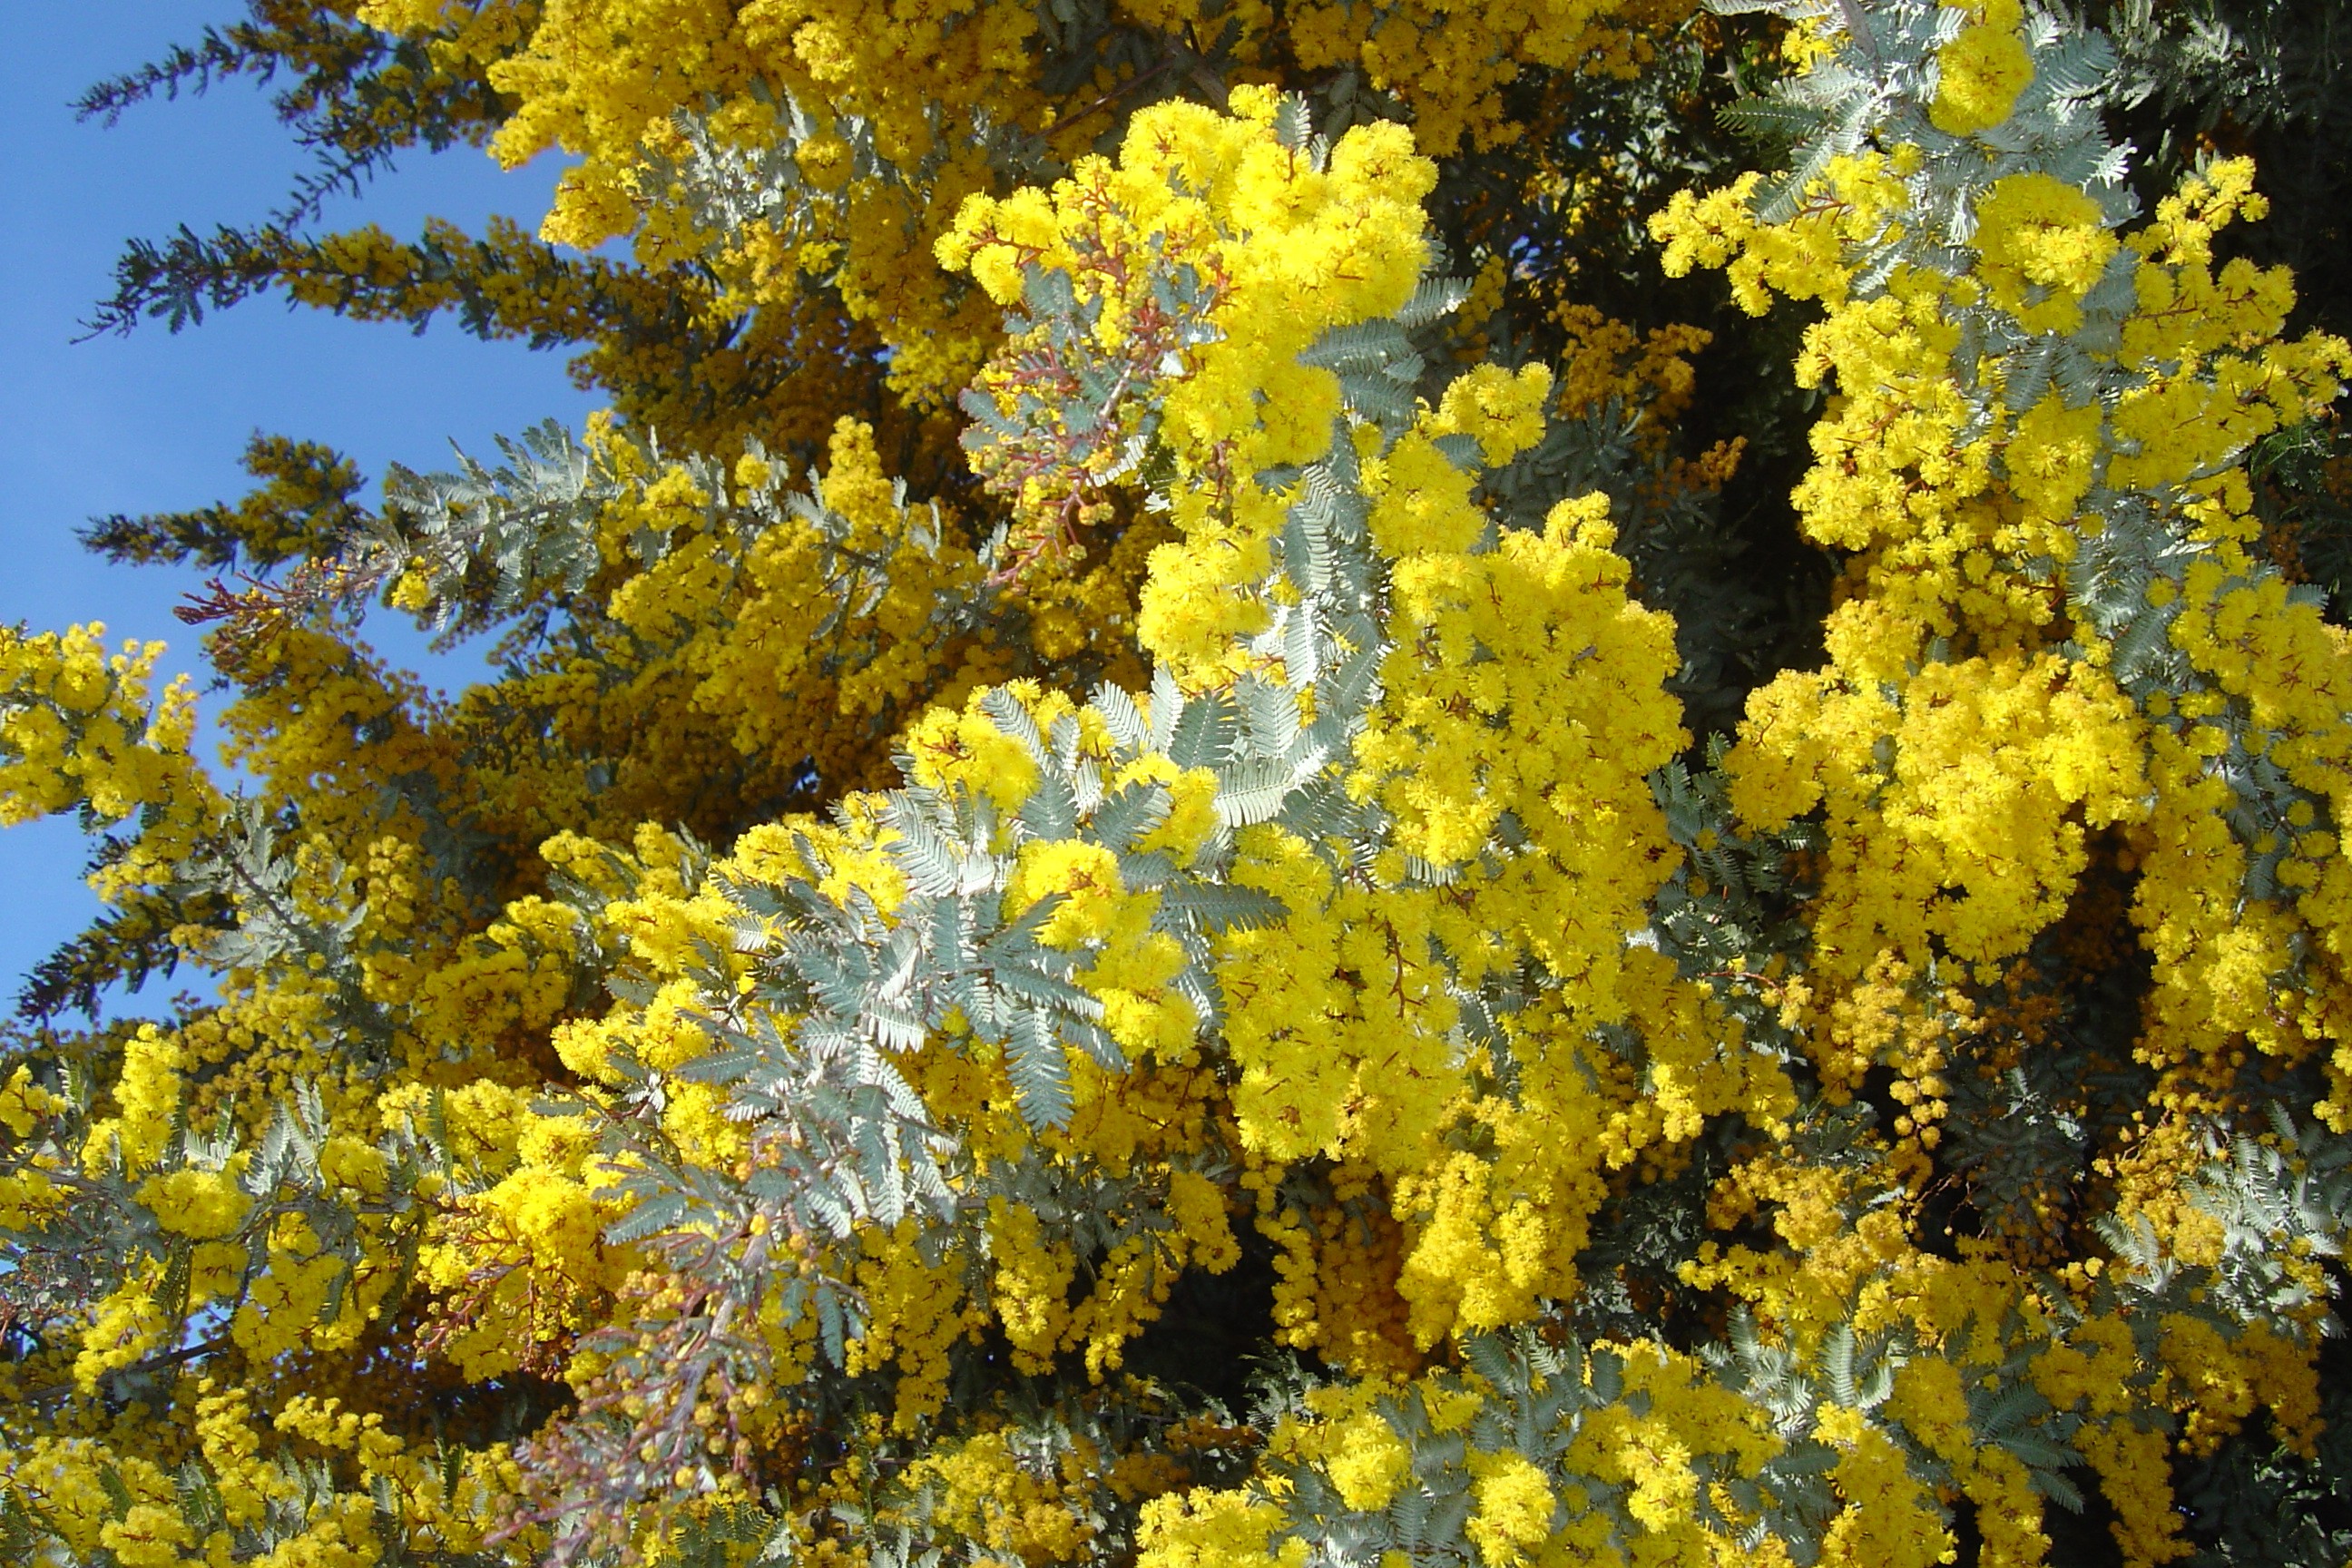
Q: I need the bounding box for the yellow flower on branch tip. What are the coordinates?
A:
[1931,21,2033,136]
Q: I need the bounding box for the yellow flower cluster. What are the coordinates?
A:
[945,88,1437,687]
[1632,15,2352,1557]
[1972,173,2120,337]
[15,4,2352,1563]
[0,625,215,897]
[1929,0,2034,136]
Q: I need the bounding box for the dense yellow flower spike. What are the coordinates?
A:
[11,1,2352,1566]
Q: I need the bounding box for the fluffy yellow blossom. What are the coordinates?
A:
[1931,2,2034,136]
[139,1166,252,1240]
[1464,1451,1555,1567]
[84,1024,183,1175]
[1318,1405,1413,1512]
[1971,173,2120,336]
[2005,393,2105,520]
[10,15,2352,1568]
[1137,1488,1307,1568]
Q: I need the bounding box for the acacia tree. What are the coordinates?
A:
[6,1,2352,1564]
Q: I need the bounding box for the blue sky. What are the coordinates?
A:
[1,5,599,1002]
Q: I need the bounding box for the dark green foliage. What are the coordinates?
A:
[82,215,615,344]
[2178,1323,2352,1567]
[82,433,368,573]
[2246,418,2352,613]
[15,889,198,1024]
[74,0,514,226]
